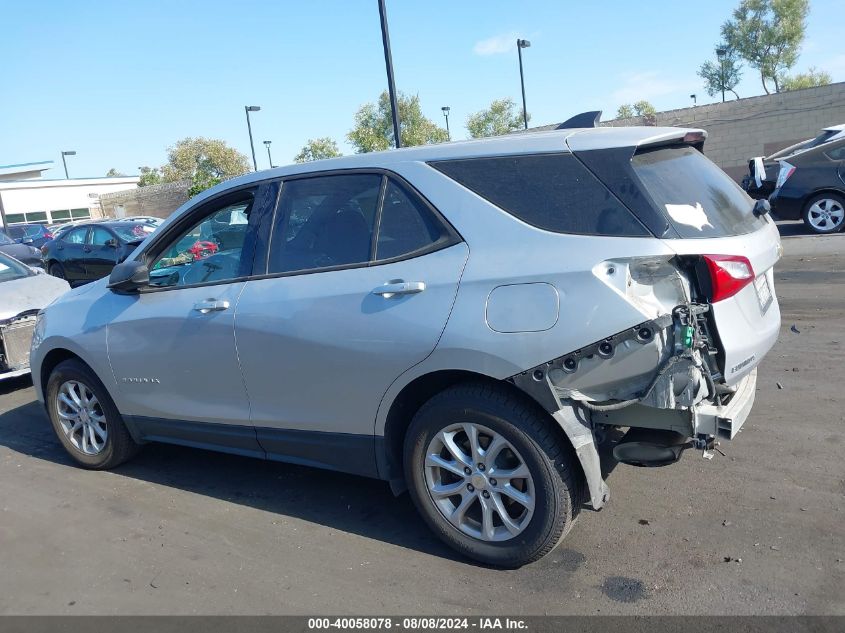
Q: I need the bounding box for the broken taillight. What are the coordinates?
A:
[702,255,755,302]
[775,161,796,188]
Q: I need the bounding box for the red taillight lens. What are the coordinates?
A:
[703,255,755,302]
[44,231,53,239]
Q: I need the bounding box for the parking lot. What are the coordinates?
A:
[0,223,842,616]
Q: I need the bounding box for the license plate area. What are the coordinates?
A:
[754,274,772,313]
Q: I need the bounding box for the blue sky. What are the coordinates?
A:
[2,0,843,178]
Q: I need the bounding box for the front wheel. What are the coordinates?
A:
[404,383,580,568]
[46,359,140,469]
[48,262,65,279]
[802,193,845,234]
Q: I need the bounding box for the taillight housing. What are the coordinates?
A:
[702,255,755,302]
[775,160,796,188]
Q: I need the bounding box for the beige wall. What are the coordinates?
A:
[99,180,191,219]
[602,82,845,181]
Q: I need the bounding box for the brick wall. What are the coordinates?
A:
[99,180,190,219]
[603,82,845,181]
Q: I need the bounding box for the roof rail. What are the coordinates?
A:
[556,111,602,129]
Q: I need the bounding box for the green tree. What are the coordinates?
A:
[160,137,251,196]
[616,104,635,119]
[698,44,743,100]
[780,67,831,91]
[106,168,126,177]
[466,98,526,138]
[137,166,162,187]
[722,0,809,94]
[347,91,448,153]
[294,137,342,163]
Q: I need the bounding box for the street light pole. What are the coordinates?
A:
[263,140,274,168]
[716,48,727,103]
[244,106,261,171]
[690,94,697,107]
[517,39,531,130]
[61,150,76,179]
[441,106,451,140]
[378,0,401,148]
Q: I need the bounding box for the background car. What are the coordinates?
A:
[41,220,157,285]
[742,124,845,201]
[2,223,54,248]
[0,229,43,268]
[0,251,69,380]
[122,215,164,227]
[768,135,845,233]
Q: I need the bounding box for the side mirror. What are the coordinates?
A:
[108,260,149,293]
[105,238,118,248]
[753,198,771,217]
[22,237,34,245]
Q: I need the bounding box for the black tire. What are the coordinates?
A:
[48,262,65,279]
[802,192,845,234]
[404,382,580,568]
[46,359,140,469]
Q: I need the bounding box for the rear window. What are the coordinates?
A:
[430,153,649,237]
[632,146,766,238]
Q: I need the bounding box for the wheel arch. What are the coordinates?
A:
[378,369,586,500]
[804,187,845,207]
[38,348,89,401]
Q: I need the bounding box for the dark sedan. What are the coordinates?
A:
[768,136,845,234]
[0,230,43,268]
[41,221,157,285]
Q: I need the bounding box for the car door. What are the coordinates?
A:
[105,183,278,455]
[85,226,121,281]
[55,226,89,282]
[235,173,467,475]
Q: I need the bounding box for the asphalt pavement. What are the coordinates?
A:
[0,221,842,615]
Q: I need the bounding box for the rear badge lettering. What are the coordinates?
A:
[730,355,755,375]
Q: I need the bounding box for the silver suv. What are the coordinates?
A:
[30,126,781,567]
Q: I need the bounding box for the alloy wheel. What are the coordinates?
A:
[807,198,844,232]
[424,422,535,542]
[56,380,108,455]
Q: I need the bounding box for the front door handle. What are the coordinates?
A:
[193,299,230,313]
[372,280,426,298]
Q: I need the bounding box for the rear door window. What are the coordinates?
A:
[430,153,649,237]
[632,145,767,238]
[376,179,450,260]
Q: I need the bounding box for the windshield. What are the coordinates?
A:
[633,145,767,238]
[0,231,14,246]
[768,130,840,161]
[0,253,32,283]
[110,223,157,243]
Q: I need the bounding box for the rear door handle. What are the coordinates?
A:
[372,280,426,298]
[192,299,230,313]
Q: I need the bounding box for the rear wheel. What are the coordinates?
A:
[404,383,580,568]
[46,359,140,469]
[802,193,845,234]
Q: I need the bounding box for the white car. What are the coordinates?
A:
[31,125,780,566]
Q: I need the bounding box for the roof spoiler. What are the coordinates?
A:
[556,111,602,129]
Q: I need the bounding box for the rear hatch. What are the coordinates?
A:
[569,133,781,386]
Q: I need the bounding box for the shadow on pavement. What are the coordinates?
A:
[0,385,510,565]
[775,219,844,238]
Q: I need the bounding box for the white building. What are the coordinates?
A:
[0,161,139,228]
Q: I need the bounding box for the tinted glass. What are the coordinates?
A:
[110,223,156,243]
[7,227,24,239]
[0,253,32,283]
[825,144,845,160]
[269,174,381,274]
[64,228,88,244]
[632,146,766,238]
[376,180,445,260]
[149,199,254,288]
[431,153,648,236]
[0,232,14,245]
[90,227,114,246]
